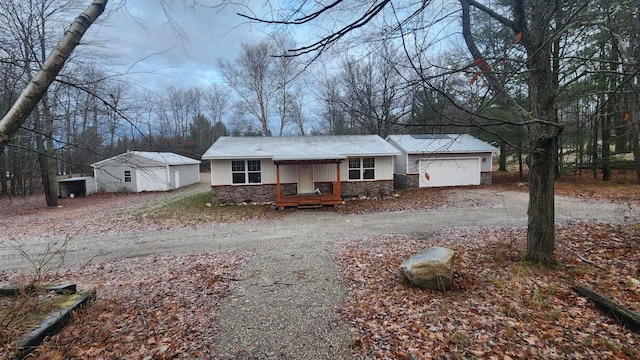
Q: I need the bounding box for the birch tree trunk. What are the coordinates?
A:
[0,0,108,153]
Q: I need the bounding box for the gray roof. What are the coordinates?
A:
[386,134,498,154]
[59,176,94,182]
[92,151,200,167]
[202,135,401,160]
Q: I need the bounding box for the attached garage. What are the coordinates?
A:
[386,134,498,188]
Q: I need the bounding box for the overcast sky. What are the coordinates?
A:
[90,1,276,91]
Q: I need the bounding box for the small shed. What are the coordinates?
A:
[386,134,498,188]
[58,176,97,198]
[202,135,401,207]
[91,151,201,193]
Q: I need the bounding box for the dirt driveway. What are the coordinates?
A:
[0,187,635,273]
[1,187,637,359]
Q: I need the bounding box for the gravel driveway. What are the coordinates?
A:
[1,188,637,359]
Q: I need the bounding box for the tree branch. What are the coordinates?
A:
[0,0,107,152]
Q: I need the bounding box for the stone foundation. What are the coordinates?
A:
[480,172,492,185]
[341,180,394,199]
[211,184,276,204]
[211,180,395,204]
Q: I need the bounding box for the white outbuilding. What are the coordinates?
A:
[386,134,498,188]
[91,151,201,193]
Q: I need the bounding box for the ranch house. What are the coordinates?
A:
[202,135,401,207]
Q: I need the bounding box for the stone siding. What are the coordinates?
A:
[211,180,394,204]
[211,184,276,204]
[341,180,394,199]
[481,172,492,185]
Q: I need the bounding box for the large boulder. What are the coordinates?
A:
[399,246,456,290]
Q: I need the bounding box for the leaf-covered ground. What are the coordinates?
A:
[1,171,639,358]
[1,252,249,359]
[333,223,640,359]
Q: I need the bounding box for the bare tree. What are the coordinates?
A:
[272,33,304,136]
[217,41,273,136]
[206,84,229,141]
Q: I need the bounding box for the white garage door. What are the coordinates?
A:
[419,158,481,187]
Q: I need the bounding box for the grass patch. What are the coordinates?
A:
[131,191,281,224]
[0,291,80,345]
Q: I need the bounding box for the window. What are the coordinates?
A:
[232,160,261,184]
[124,170,132,183]
[348,157,375,180]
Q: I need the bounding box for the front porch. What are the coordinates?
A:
[275,192,343,208]
[274,158,343,208]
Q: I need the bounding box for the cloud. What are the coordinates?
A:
[90,1,269,90]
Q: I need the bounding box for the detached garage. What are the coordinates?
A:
[386,134,498,188]
[92,151,200,193]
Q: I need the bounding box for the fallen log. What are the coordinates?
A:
[572,285,640,334]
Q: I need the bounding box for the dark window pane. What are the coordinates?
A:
[232,160,245,172]
[363,169,374,179]
[349,158,360,168]
[349,169,360,180]
[247,160,261,171]
[248,172,261,183]
[232,173,246,184]
[362,158,375,168]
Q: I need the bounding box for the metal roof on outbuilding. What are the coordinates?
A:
[91,151,200,167]
[202,135,401,160]
[386,134,498,154]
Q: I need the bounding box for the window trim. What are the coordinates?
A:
[124,170,132,183]
[231,160,262,185]
[348,157,375,181]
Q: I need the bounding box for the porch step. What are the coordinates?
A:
[298,200,323,209]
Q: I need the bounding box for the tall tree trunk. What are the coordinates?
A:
[602,106,612,181]
[631,107,640,184]
[499,141,507,171]
[0,0,107,153]
[0,147,6,195]
[461,0,560,263]
[634,0,640,184]
[522,0,559,263]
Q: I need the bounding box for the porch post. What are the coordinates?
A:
[335,162,341,198]
[276,163,281,203]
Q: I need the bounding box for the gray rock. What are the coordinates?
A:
[400,246,456,290]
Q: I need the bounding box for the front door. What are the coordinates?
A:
[298,165,314,194]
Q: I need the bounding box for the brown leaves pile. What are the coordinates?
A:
[26,252,249,359]
[333,223,640,359]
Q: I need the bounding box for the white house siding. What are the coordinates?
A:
[261,160,278,183]
[210,160,232,185]
[313,163,336,182]
[335,156,394,182]
[94,164,138,192]
[374,156,394,180]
